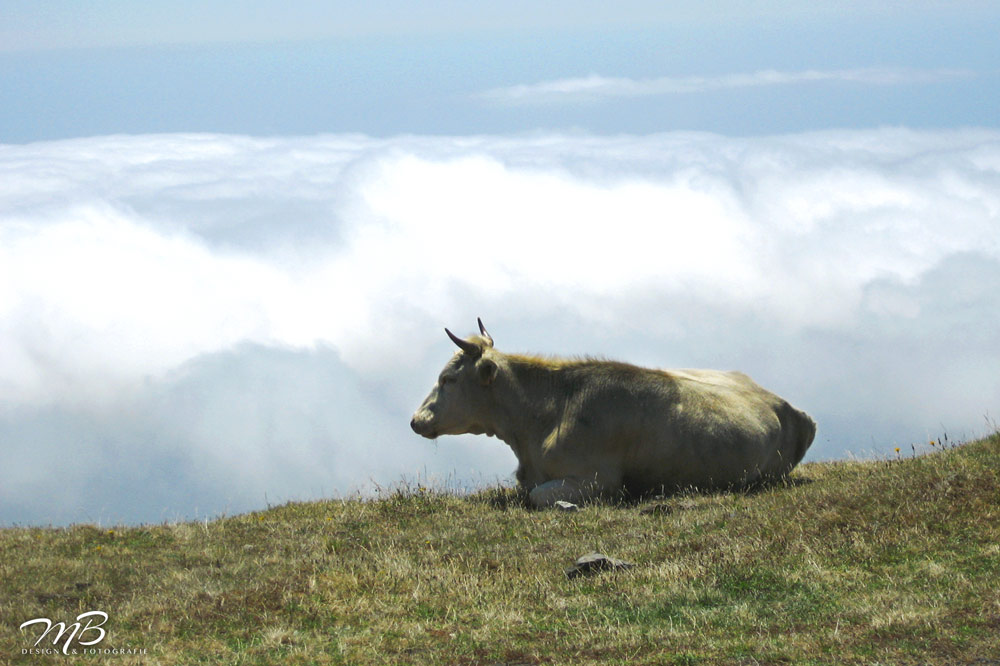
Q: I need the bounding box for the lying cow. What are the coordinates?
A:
[411,319,816,508]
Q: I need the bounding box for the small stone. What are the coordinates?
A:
[564,552,634,579]
[554,500,579,512]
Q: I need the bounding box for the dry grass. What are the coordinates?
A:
[2,433,999,664]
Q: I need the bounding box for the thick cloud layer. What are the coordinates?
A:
[2,130,998,525]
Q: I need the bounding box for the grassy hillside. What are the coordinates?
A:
[2,434,999,665]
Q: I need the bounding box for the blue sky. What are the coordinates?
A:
[1,1,998,141]
[2,2,999,525]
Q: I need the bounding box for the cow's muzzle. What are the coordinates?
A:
[410,412,437,439]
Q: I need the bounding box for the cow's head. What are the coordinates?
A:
[410,318,500,439]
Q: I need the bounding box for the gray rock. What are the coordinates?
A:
[564,552,635,579]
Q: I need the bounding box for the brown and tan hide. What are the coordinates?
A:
[411,319,816,508]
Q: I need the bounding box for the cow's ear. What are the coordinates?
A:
[477,358,498,385]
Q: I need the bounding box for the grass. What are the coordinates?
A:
[2,433,999,665]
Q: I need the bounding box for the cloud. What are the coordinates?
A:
[479,68,976,104]
[2,129,999,525]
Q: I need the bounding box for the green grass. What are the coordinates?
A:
[2,433,999,664]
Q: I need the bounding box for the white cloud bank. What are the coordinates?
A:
[480,68,976,104]
[2,129,999,525]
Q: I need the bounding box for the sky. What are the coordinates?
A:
[1,2,999,525]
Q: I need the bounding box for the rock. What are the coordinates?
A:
[639,503,673,515]
[554,500,579,512]
[564,552,635,579]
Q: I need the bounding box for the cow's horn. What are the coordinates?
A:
[477,318,493,347]
[446,327,482,357]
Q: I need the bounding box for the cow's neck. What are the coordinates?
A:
[488,355,567,479]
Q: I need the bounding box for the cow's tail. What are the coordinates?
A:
[783,403,816,468]
[788,405,816,466]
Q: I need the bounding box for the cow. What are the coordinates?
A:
[410,319,816,508]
